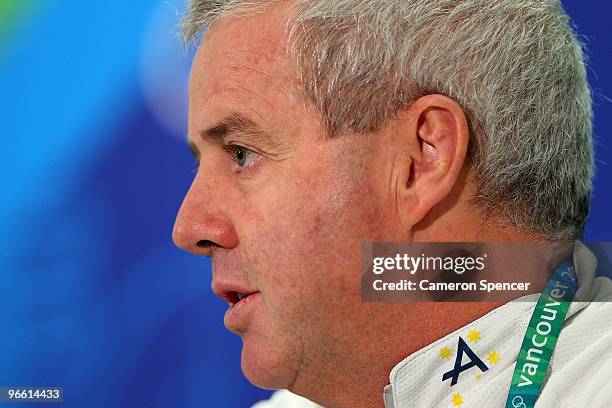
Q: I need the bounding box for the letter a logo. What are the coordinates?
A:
[442,337,489,386]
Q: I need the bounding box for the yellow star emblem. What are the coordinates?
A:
[451,393,464,407]
[439,347,453,359]
[467,329,481,343]
[475,374,482,381]
[486,351,501,365]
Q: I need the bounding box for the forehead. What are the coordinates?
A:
[188,5,303,134]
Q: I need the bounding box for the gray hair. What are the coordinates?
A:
[183,0,594,240]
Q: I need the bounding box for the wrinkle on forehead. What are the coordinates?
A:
[216,53,299,106]
[196,3,301,97]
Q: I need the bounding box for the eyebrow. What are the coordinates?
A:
[199,113,273,145]
[187,112,277,160]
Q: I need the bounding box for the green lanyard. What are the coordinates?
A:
[505,260,577,408]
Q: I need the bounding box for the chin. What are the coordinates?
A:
[240,333,299,390]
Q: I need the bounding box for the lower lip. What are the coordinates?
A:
[224,292,261,331]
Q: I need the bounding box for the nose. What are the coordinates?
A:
[173,179,238,256]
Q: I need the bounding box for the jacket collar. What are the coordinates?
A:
[383,241,597,408]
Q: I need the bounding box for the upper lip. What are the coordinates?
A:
[212,279,259,305]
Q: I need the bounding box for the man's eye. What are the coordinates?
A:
[227,145,257,168]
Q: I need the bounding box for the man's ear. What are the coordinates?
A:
[396,94,470,227]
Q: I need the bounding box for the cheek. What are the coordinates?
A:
[247,167,381,323]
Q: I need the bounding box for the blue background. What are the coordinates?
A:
[0,1,610,407]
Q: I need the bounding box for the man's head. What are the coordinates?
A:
[173,1,593,406]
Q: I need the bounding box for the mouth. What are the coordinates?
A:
[212,279,261,330]
[212,280,259,306]
[221,290,262,332]
[225,290,260,306]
